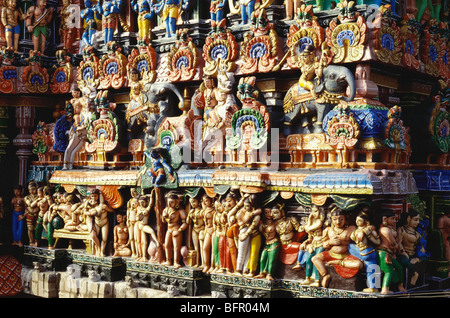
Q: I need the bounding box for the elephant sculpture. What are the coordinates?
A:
[126,82,185,149]
[282,64,356,136]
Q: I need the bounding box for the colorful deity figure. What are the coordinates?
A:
[228,0,273,25]
[273,201,303,271]
[254,204,280,281]
[377,209,407,294]
[210,0,227,31]
[95,0,120,45]
[141,147,176,188]
[293,204,325,287]
[58,0,76,53]
[25,0,54,54]
[11,185,25,247]
[232,193,262,277]
[166,28,200,82]
[297,44,323,100]
[162,192,188,268]
[226,76,270,160]
[131,0,155,42]
[81,0,99,47]
[153,0,190,38]
[98,40,128,89]
[49,49,73,94]
[348,209,381,293]
[240,8,280,74]
[212,196,227,273]
[311,207,363,288]
[325,1,367,64]
[1,0,27,52]
[22,49,49,93]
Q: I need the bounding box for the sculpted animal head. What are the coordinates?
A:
[317,65,356,102]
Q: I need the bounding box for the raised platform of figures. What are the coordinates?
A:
[124,258,208,296]
[67,249,126,282]
[22,246,69,272]
[210,273,281,298]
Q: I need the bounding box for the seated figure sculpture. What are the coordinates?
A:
[312,207,363,288]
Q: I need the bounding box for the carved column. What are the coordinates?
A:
[0,107,9,162]
[13,106,35,186]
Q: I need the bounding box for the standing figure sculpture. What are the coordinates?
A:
[233,194,262,277]
[224,191,245,274]
[126,188,139,258]
[24,182,40,247]
[377,209,407,294]
[1,0,27,52]
[186,194,204,267]
[397,210,422,286]
[201,194,215,273]
[33,186,53,247]
[131,0,155,42]
[293,205,325,287]
[162,193,187,268]
[254,205,279,281]
[153,0,190,38]
[284,0,300,20]
[58,0,75,52]
[11,185,25,247]
[349,210,381,293]
[83,189,114,257]
[81,0,99,47]
[136,192,159,262]
[95,0,120,45]
[210,0,227,31]
[312,208,363,288]
[212,196,228,273]
[25,0,54,54]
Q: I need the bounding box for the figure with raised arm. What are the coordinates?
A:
[83,189,114,257]
[25,0,54,54]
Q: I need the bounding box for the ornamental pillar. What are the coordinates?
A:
[13,106,35,187]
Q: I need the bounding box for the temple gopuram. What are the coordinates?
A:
[0,0,449,299]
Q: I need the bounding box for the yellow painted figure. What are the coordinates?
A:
[1,0,27,52]
[131,0,155,41]
[154,0,190,38]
